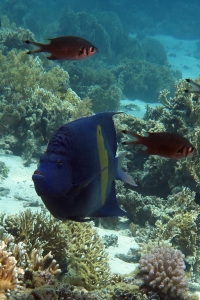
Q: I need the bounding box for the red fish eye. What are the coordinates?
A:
[188,147,194,153]
[90,47,94,52]
[57,160,63,166]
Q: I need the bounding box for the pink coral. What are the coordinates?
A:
[139,246,188,299]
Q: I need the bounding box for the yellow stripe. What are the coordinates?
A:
[96,125,108,205]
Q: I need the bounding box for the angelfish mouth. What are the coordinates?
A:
[33,170,43,176]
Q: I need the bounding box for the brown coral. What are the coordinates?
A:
[139,246,188,299]
[0,241,20,293]
[3,209,67,266]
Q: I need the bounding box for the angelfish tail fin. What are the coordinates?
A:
[117,152,137,186]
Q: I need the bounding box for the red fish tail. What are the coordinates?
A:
[25,40,47,54]
[185,78,200,94]
[122,130,143,145]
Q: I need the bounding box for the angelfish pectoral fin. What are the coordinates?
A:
[70,166,109,197]
[117,152,137,186]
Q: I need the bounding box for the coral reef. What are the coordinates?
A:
[113,59,176,102]
[0,47,92,164]
[88,84,121,112]
[56,7,177,105]
[10,282,104,299]
[114,78,200,198]
[0,233,61,299]
[140,37,168,65]
[0,241,20,295]
[2,209,66,258]
[62,221,110,291]
[65,63,121,112]
[139,246,188,299]
[0,16,34,54]
[58,8,112,59]
[119,186,200,285]
[0,210,111,294]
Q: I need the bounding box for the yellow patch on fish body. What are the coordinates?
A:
[96,125,108,205]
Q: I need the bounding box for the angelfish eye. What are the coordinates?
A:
[90,46,94,52]
[57,160,63,166]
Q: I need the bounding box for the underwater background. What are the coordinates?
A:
[0,0,200,299]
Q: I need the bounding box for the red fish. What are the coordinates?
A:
[185,78,200,94]
[122,131,195,159]
[25,36,98,60]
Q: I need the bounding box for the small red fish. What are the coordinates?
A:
[185,78,200,94]
[25,36,98,60]
[122,131,195,159]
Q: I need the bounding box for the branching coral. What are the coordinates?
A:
[0,236,62,300]
[0,241,19,292]
[1,211,110,293]
[62,221,110,291]
[0,16,34,53]
[150,211,198,258]
[139,246,188,299]
[1,209,67,268]
[0,240,26,299]
[0,226,61,273]
[27,249,61,275]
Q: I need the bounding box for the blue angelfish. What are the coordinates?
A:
[32,112,136,221]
